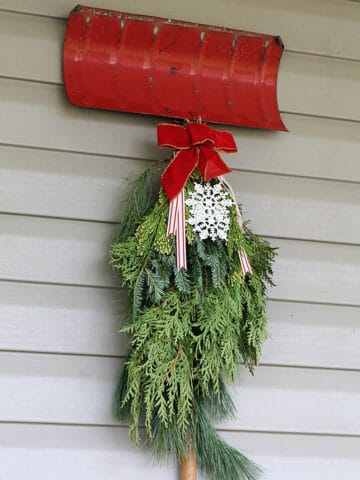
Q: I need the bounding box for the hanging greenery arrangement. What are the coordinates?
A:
[109,121,276,480]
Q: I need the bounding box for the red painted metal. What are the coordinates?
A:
[63,5,287,131]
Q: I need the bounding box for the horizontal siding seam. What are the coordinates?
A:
[0,278,115,291]
[0,419,359,439]
[1,211,359,248]
[0,7,65,21]
[0,74,61,88]
[285,49,360,64]
[0,210,118,226]
[281,109,360,125]
[262,235,360,248]
[2,350,360,374]
[1,348,359,373]
[1,215,360,250]
[1,279,359,309]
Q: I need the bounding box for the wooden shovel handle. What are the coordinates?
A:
[180,444,197,480]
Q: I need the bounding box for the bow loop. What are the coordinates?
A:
[159,122,235,200]
[187,122,215,146]
[158,124,191,150]
[211,129,237,152]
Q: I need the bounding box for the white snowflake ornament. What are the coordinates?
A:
[186,181,234,241]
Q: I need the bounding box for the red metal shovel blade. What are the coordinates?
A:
[63,5,287,131]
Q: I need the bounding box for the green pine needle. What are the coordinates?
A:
[193,399,263,480]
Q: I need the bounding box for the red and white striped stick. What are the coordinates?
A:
[218,176,252,275]
[167,189,187,270]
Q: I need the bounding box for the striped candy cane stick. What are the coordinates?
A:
[166,189,187,270]
[218,176,252,275]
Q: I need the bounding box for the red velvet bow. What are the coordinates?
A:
[158,123,236,200]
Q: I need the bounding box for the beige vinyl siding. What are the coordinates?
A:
[0,1,359,479]
[1,352,360,435]
[1,426,359,480]
[1,281,359,368]
[2,0,360,60]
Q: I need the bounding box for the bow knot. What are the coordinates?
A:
[158,123,236,200]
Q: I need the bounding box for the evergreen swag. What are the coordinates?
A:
[109,160,276,480]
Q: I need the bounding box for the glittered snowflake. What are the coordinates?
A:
[186,182,234,241]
